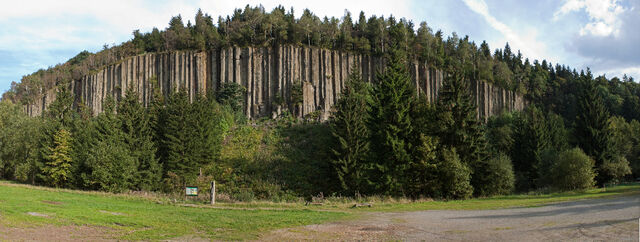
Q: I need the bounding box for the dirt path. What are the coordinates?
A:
[263,194,640,241]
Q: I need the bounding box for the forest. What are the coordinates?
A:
[0,6,639,201]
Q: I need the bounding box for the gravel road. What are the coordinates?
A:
[265,194,640,241]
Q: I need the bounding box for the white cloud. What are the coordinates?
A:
[600,66,640,80]
[462,0,549,62]
[554,0,628,37]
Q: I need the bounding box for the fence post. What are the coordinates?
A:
[210,180,216,205]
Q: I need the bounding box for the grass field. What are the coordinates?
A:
[0,181,638,240]
[0,182,349,240]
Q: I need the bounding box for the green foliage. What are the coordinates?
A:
[329,70,371,194]
[406,134,439,197]
[43,129,73,188]
[161,89,198,185]
[474,153,515,196]
[215,82,245,113]
[118,87,161,191]
[600,156,631,184]
[549,148,596,191]
[574,74,615,185]
[367,48,415,195]
[434,70,488,195]
[0,101,41,182]
[159,89,226,191]
[511,106,550,191]
[83,97,136,192]
[485,112,516,155]
[608,116,640,179]
[436,148,473,199]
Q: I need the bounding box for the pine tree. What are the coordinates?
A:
[574,72,615,185]
[162,89,197,184]
[434,70,489,196]
[43,128,72,188]
[190,92,224,173]
[368,47,414,195]
[330,70,371,194]
[511,106,550,191]
[118,87,161,191]
[70,101,93,189]
[83,96,136,192]
[37,85,75,185]
[407,133,440,197]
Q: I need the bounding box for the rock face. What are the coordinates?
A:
[23,45,525,121]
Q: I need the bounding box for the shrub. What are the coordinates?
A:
[474,153,515,196]
[437,149,473,199]
[600,156,631,184]
[550,148,596,191]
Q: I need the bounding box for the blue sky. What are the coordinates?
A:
[1,0,639,94]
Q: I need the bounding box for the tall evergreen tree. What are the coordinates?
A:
[330,70,371,194]
[368,47,414,195]
[70,101,93,189]
[434,71,488,196]
[574,73,615,185]
[37,85,75,185]
[118,87,161,191]
[190,92,224,174]
[511,106,550,191]
[162,89,198,185]
[43,128,72,188]
[83,96,136,192]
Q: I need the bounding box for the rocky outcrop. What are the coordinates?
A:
[23,45,525,121]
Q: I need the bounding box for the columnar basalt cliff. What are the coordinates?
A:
[23,45,525,120]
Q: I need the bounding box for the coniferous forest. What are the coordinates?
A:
[1,6,639,201]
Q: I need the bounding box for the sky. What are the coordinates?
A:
[1,0,639,94]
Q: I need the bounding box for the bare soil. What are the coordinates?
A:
[0,225,114,241]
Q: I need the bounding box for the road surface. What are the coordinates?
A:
[264,194,640,241]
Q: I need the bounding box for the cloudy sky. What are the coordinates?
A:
[1,0,639,93]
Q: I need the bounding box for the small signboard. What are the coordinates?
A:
[185,186,198,196]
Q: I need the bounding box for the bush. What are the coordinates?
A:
[550,148,596,191]
[437,149,473,199]
[600,156,631,184]
[474,153,515,196]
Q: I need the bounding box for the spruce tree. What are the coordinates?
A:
[511,106,550,191]
[434,71,489,196]
[118,87,161,191]
[70,101,93,189]
[574,73,615,185]
[83,96,136,192]
[162,89,197,185]
[368,47,414,196]
[37,85,75,185]
[43,128,72,188]
[330,70,371,194]
[190,92,224,173]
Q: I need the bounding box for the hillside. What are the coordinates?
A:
[0,6,638,202]
[23,46,524,120]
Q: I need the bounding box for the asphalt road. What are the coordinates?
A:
[265,194,640,241]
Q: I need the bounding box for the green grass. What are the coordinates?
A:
[1,181,638,240]
[341,183,640,212]
[0,182,349,240]
[205,183,640,212]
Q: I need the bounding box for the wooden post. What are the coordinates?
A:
[210,180,216,205]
